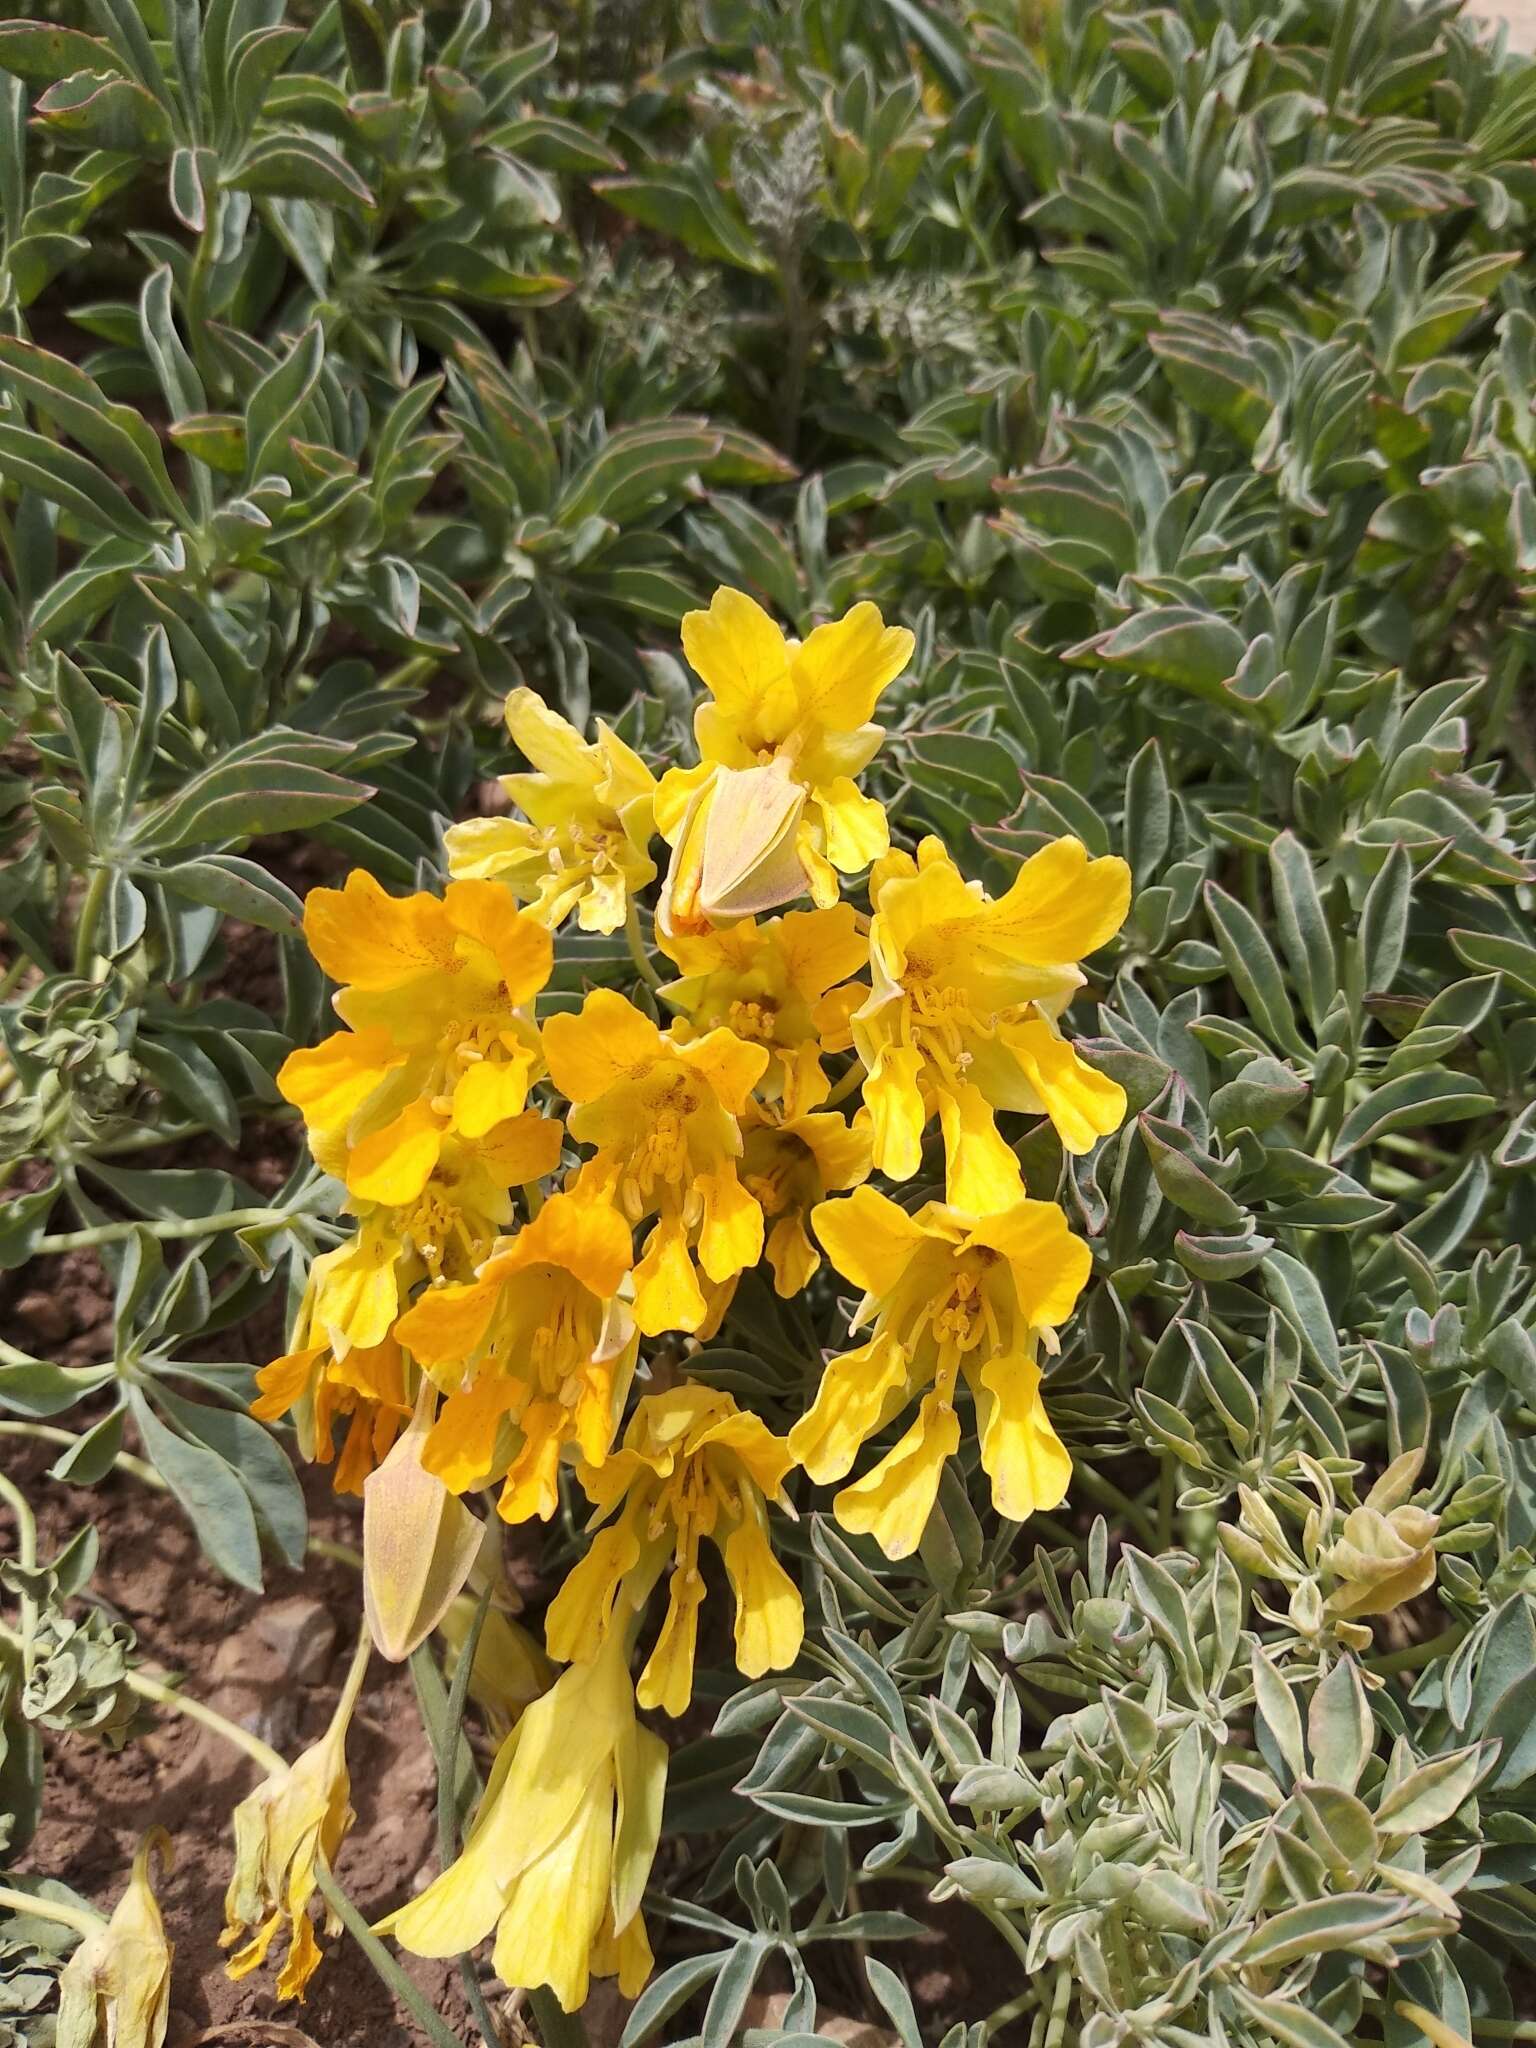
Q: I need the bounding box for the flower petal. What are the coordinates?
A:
[790,601,913,731]
[834,1392,960,1560]
[812,1184,927,1303]
[543,988,664,1105]
[971,1351,1072,1522]
[982,836,1131,964]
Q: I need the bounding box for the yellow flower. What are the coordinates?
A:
[444,687,657,933]
[396,1192,639,1522]
[56,1831,173,2048]
[740,1109,871,1297]
[387,1628,666,2014]
[222,1642,369,2001]
[659,902,868,1117]
[542,989,770,1335]
[439,1596,553,1739]
[252,1117,560,1494]
[789,1186,1091,1558]
[854,835,1130,1209]
[252,1327,412,1496]
[278,871,551,1203]
[547,1385,802,1714]
[656,587,912,932]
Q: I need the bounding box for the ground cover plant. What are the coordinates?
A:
[2,0,1536,2043]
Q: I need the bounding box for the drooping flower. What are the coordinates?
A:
[252,1327,413,1496]
[387,1627,666,2015]
[444,687,657,933]
[789,1186,1092,1559]
[547,1386,802,1714]
[854,835,1130,1210]
[395,1192,639,1521]
[56,1830,173,2048]
[362,1382,487,1661]
[222,1642,369,2001]
[659,902,868,1117]
[252,1117,560,1493]
[655,587,913,933]
[542,989,770,1335]
[278,871,551,1203]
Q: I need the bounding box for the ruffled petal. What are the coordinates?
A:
[543,989,664,1104]
[996,1015,1127,1155]
[787,1330,911,1484]
[937,1081,1024,1215]
[833,1393,960,1560]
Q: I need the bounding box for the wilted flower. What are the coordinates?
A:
[362,1384,485,1661]
[397,1191,638,1521]
[547,1385,802,1712]
[387,1628,665,2014]
[221,1640,369,2000]
[55,1832,172,2048]
[656,587,912,932]
[542,989,769,1334]
[278,871,551,1201]
[790,1186,1091,1557]
[444,687,657,933]
[1326,1454,1440,1621]
[855,835,1130,1208]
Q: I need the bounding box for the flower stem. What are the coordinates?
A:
[624,899,662,992]
[822,1058,867,1108]
[326,1621,373,1740]
[0,1885,105,1939]
[123,1665,287,1777]
[72,868,110,981]
[0,1467,38,1679]
[33,1205,293,1255]
[0,1420,165,1494]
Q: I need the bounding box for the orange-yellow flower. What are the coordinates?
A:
[789,1186,1092,1558]
[395,1193,638,1522]
[542,989,769,1335]
[278,871,551,1203]
[659,902,868,1117]
[251,1118,560,1493]
[253,1329,412,1497]
[444,687,657,933]
[854,836,1130,1210]
[656,588,912,932]
[546,1386,801,1713]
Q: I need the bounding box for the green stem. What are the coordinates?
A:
[0,1467,37,1679]
[624,899,662,992]
[0,1885,105,1939]
[33,1205,292,1254]
[1071,1462,1159,1548]
[312,1861,467,2048]
[327,1621,374,1739]
[0,1420,164,1493]
[1367,1623,1466,1676]
[72,868,110,981]
[124,1665,287,1777]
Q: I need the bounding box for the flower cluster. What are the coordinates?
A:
[261,587,1129,2012]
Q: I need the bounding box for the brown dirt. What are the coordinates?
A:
[1,1436,486,2047]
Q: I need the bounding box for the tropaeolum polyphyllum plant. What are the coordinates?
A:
[252,587,1129,2012]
